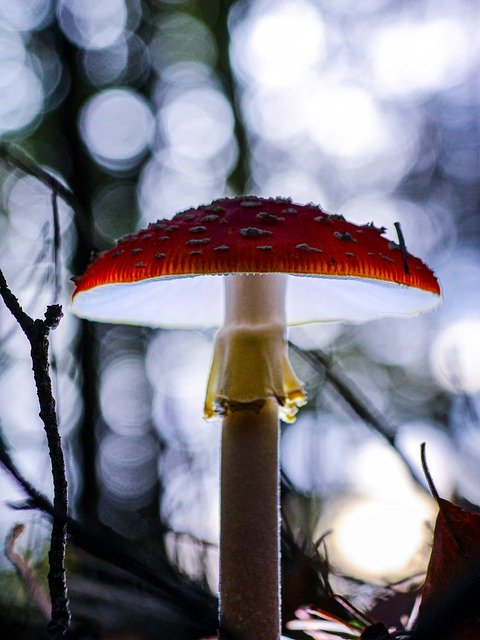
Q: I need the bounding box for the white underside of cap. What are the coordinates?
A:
[71,273,440,328]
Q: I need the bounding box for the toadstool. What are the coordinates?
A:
[70,196,441,640]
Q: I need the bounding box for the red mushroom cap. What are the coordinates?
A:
[71,196,441,327]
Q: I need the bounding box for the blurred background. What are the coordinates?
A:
[0,0,479,638]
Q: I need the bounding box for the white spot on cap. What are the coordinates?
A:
[380,253,394,263]
[240,227,273,237]
[257,212,285,223]
[296,243,323,253]
[334,231,355,242]
[389,241,401,251]
[186,238,211,246]
[204,204,226,212]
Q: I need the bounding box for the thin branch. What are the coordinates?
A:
[51,191,61,302]
[0,269,70,639]
[0,423,220,637]
[289,343,425,491]
[0,143,92,252]
[394,221,410,275]
[0,144,75,209]
[290,343,395,445]
[420,443,440,504]
[421,442,465,555]
[0,427,53,515]
[0,270,34,334]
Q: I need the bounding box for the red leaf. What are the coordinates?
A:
[413,497,480,639]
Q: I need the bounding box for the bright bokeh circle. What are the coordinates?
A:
[326,494,433,581]
[430,319,480,394]
[79,88,154,170]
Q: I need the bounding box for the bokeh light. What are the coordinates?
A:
[369,16,474,97]
[326,493,433,582]
[99,432,159,503]
[430,319,480,394]
[0,361,47,448]
[0,44,43,134]
[282,415,368,496]
[160,87,235,162]
[0,0,52,32]
[258,170,328,205]
[138,158,226,222]
[244,86,311,144]
[57,0,127,50]
[160,462,219,541]
[151,12,217,70]
[231,0,326,86]
[320,440,436,582]
[308,83,392,160]
[82,37,129,85]
[0,0,479,623]
[147,330,214,445]
[92,181,138,241]
[339,193,448,258]
[80,88,155,171]
[100,354,152,436]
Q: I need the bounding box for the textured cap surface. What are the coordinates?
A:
[71,196,441,327]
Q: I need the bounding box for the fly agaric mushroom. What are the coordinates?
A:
[70,196,440,640]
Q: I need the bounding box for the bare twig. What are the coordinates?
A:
[420,443,440,504]
[0,425,221,636]
[289,343,425,490]
[51,190,61,302]
[0,144,75,209]
[5,524,51,620]
[421,442,465,555]
[394,221,410,275]
[0,268,70,638]
[0,143,92,252]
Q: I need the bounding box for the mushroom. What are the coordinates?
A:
[70,196,441,640]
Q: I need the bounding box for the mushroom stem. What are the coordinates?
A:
[220,398,280,640]
[205,275,305,421]
[223,272,287,325]
[215,274,297,640]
